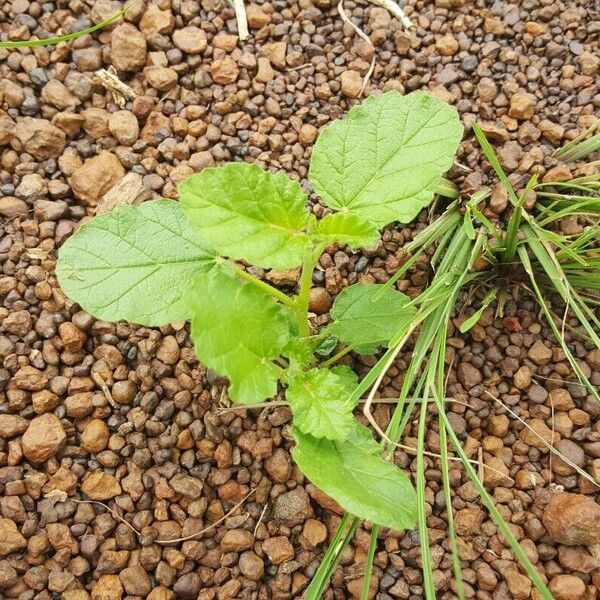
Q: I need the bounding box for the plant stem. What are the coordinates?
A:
[233,266,296,310]
[295,250,320,337]
[320,345,353,367]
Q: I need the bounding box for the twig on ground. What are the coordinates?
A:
[45,489,256,544]
[337,0,376,97]
[485,390,600,487]
[94,67,137,108]
[365,0,413,30]
[253,502,268,538]
[232,0,250,41]
[91,371,118,408]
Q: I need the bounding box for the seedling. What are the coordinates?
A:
[57,91,462,530]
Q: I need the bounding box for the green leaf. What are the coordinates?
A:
[292,425,417,530]
[326,283,416,354]
[309,91,463,226]
[282,337,316,374]
[180,162,311,269]
[287,368,356,440]
[186,270,290,404]
[330,365,359,390]
[56,200,217,326]
[315,213,379,249]
[315,336,337,356]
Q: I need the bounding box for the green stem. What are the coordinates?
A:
[320,345,353,368]
[233,266,296,310]
[295,250,320,337]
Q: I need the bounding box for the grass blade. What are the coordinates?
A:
[0,0,138,48]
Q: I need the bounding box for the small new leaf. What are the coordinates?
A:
[292,425,417,531]
[56,200,217,326]
[309,91,463,226]
[315,213,379,249]
[186,271,290,404]
[326,283,416,354]
[287,368,356,441]
[180,162,311,269]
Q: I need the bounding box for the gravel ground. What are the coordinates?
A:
[1,0,600,598]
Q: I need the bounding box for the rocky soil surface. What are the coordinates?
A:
[1,0,600,598]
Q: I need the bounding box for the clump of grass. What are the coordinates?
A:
[308,125,600,600]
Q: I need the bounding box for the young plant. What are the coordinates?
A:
[56,91,462,531]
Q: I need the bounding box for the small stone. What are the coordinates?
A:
[59,322,87,352]
[82,107,110,139]
[111,23,147,71]
[265,448,291,483]
[0,518,27,557]
[436,33,458,56]
[82,472,122,500]
[262,536,294,564]
[513,366,531,389]
[13,366,48,391]
[0,415,28,438]
[119,565,152,596]
[156,335,180,365]
[14,117,66,160]
[239,551,264,581]
[539,119,564,144]
[299,123,318,145]
[173,27,207,54]
[454,507,485,536]
[302,519,327,547]
[457,362,482,389]
[0,197,27,217]
[255,57,275,83]
[508,93,536,120]
[506,571,531,599]
[524,21,547,37]
[487,414,509,437]
[173,573,201,599]
[81,419,110,453]
[91,575,123,600]
[527,340,552,366]
[341,70,363,98]
[549,575,585,600]
[139,4,174,36]
[108,111,139,145]
[579,51,599,76]
[210,57,239,85]
[41,80,79,109]
[542,493,600,545]
[2,309,31,336]
[246,3,270,28]
[221,529,254,552]
[70,151,125,205]
[144,66,178,91]
[273,487,312,527]
[309,287,332,315]
[519,418,558,450]
[169,474,203,498]
[22,414,66,463]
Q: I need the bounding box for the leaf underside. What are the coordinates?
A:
[56,200,217,326]
[186,270,290,404]
[180,162,311,269]
[309,91,463,226]
[326,283,416,354]
[292,425,417,531]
